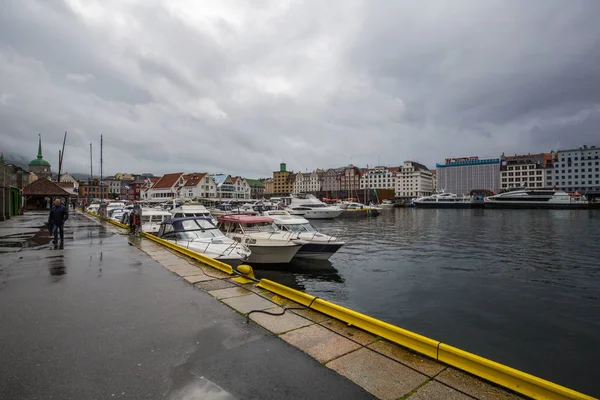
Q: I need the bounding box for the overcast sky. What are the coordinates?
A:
[1,0,599,178]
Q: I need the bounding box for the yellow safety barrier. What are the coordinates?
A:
[437,344,596,400]
[143,233,233,275]
[257,279,316,307]
[256,278,596,400]
[311,298,440,359]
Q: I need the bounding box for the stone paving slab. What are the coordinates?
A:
[221,293,276,314]
[435,368,524,400]
[208,286,253,300]
[280,324,362,363]
[368,340,446,377]
[184,274,215,284]
[196,279,236,291]
[291,308,332,323]
[250,307,314,335]
[326,347,429,400]
[409,380,473,400]
[320,319,377,346]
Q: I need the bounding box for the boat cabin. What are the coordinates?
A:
[217,215,279,234]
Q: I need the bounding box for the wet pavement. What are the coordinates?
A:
[0,212,374,400]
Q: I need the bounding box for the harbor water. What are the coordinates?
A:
[256,208,600,397]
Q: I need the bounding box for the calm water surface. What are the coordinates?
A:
[255,208,600,397]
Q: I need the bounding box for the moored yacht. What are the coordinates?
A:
[262,210,345,260]
[337,201,381,217]
[279,194,343,219]
[157,217,251,267]
[414,192,473,208]
[217,214,302,264]
[380,199,395,208]
[171,203,216,222]
[484,189,588,209]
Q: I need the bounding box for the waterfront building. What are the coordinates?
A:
[340,166,361,198]
[231,176,251,199]
[500,153,556,191]
[78,179,109,201]
[430,170,437,192]
[115,172,135,180]
[263,178,274,196]
[28,135,51,180]
[396,161,434,199]
[58,173,78,183]
[322,168,343,198]
[360,166,397,191]
[56,181,79,196]
[103,178,122,198]
[120,179,143,201]
[147,172,185,201]
[272,163,294,196]
[211,174,237,199]
[245,179,265,199]
[554,145,600,193]
[181,173,217,199]
[293,171,322,194]
[436,156,501,195]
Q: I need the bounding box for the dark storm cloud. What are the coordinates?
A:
[1,0,599,177]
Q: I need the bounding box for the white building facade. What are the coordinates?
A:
[182,173,217,198]
[436,157,501,196]
[396,161,434,198]
[360,167,397,191]
[553,145,600,193]
[232,177,251,199]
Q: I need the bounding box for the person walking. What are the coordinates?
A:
[48,198,69,249]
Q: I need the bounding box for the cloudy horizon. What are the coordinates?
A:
[1,0,599,178]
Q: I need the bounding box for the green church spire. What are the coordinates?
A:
[37,134,43,159]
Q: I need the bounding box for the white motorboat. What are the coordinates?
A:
[279,194,343,219]
[380,199,395,208]
[140,208,173,234]
[484,189,588,209]
[109,208,126,222]
[171,203,216,222]
[337,202,381,217]
[414,192,473,208]
[157,217,251,267]
[217,214,302,264]
[262,210,345,260]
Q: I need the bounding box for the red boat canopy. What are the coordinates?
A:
[217,214,274,223]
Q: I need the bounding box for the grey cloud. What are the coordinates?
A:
[1,0,599,178]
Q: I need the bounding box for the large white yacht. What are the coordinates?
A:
[484,189,588,209]
[140,208,173,234]
[279,194,343,219]
[217,214,303,264]
[157,217,251,267]
[414,192,473,208]
[262,210,345,260]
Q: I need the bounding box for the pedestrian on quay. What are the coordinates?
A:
[48,198,69,249]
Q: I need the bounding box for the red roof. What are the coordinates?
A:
[149,177,160,183]
[152,173,183,189]
[23,178,71,196]
[183,173,207,187]
[217,214,273,224]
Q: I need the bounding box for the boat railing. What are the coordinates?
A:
[307,227,348,243]
[183,239,246,257]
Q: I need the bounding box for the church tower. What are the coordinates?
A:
[28,134,51,179]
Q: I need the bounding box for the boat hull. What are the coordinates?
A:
[303,209,343,219]
[215,256,245,268]
[295,243,344,260]
[247,244,302,264]
[414,202,473,209]
[484,202,588,209]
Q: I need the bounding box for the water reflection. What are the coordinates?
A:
[48,255,66,279]
[253,259,343,292]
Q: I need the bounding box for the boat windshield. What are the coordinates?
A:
[279,223,316,233]
[241,222,279,232]
[180,219,218,230]
[175,229,224,240]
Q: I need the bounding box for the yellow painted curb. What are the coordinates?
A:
[437,344,596,400]
[256,278,596,400]
[257,279,316,307]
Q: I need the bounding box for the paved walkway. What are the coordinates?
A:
[0,211,526,399]
[0,212,373,400]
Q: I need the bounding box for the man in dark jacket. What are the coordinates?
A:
[49,199,69,248]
